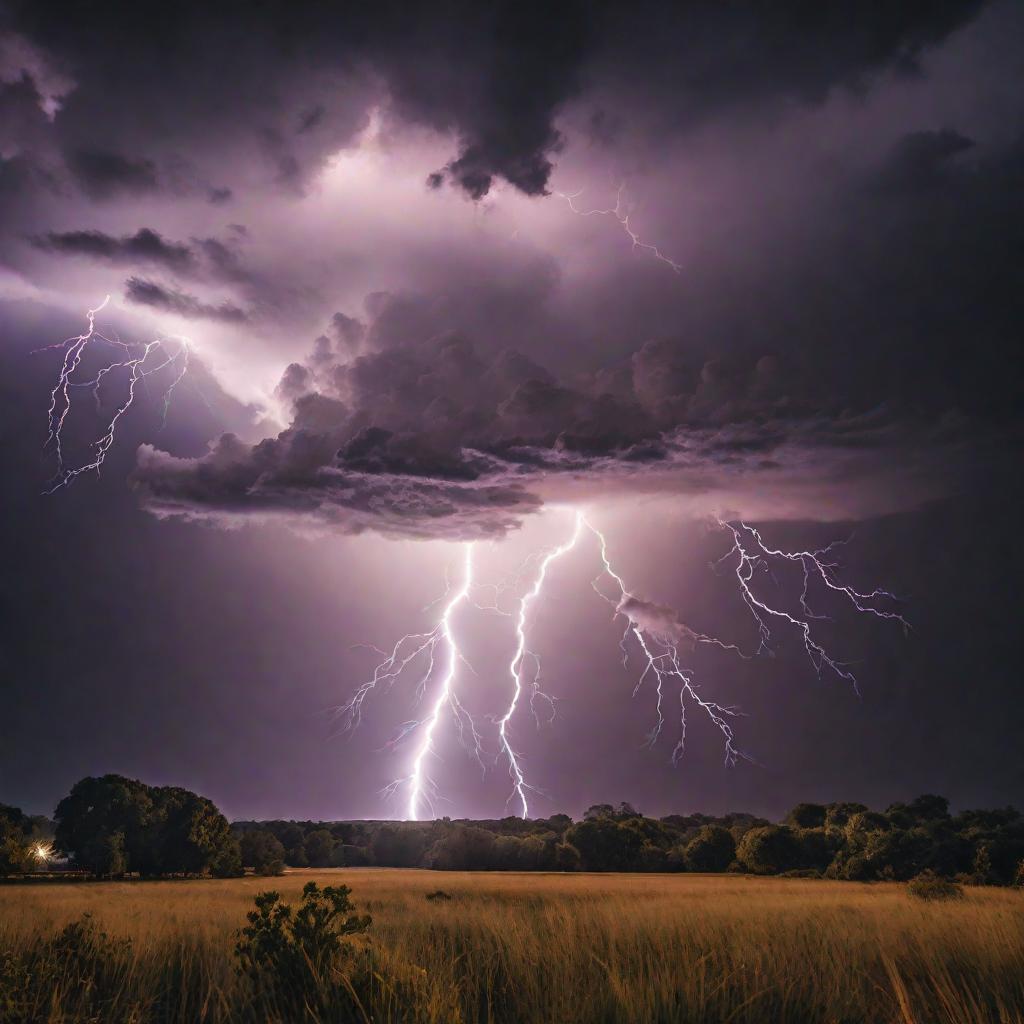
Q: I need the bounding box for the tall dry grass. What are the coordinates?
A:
[1,869,1022,1023]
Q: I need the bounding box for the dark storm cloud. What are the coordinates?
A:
[130,292,963,539]
[31,227,197,274]
[65,149,159,199]
[1,0,987,202]
[124,277,248,323]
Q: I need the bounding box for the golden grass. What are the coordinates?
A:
[2,869,1023,1023]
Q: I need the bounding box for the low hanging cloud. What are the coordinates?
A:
[130,291,964,541]
[1,1,986,204]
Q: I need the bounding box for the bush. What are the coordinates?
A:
[906,869,963,901]
[235,882,372,1016]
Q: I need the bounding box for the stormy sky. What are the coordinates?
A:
[1,0,1022,822]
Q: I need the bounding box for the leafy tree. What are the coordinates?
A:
[285,845,309,868]
[583,802,640,822]
[863,827,931,880]
[371,825,427,867]
[54,776,152,874]
[150,786,240,876]
[824,802,868,830]
[554,842,580,871]
[427,826,496,870]
[684,825,736,872]
[54,775,239,877]
[240,830,287,875]
[0,805,32,874]
[304,829,336,868]
[565,818,643,871]
[785,803,827,829]
[793,829,839,872]
[844,811,890,837]
[886,794,950,829]
[736,826,803,875]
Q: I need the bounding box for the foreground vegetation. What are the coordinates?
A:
[2,869,1023,1023]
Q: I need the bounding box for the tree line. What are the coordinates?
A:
[3,778,1023,885]
[236,796,1024,885]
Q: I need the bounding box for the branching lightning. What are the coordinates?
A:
[342,510,906,820]
[715,520,909,695]
[36,298,190,493]
[498,510,583,816]
[555,184,682,273]
[581,514,748,771]
[341,543,481,821]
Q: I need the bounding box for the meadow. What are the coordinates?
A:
[2,868,1023,1023]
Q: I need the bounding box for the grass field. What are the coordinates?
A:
[2,868,1023,1023]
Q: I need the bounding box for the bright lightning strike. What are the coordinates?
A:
[36,298,190,493]
[498,510,584,817]
[342,544,480,821]
[406,543,476,820]
[342,510,906,819]
[555,183,682,273]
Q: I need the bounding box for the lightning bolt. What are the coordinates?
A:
[555,184,682,273]
[716,520,909,694]
[36,298,190,493]
[342,510,905,820]
[580,514,748,768]
[342,543,480,821]
[497,510,584,817]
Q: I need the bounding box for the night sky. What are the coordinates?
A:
[1,0,1022,823]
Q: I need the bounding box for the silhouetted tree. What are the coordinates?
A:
[0,804,32,874]
[371,825,427,867]
[565,818,643,871]
[240,829,286,875]
[304,829,336,868]
[785,803,827,829]
[736,826,803,875]
[684,825,736,872]
[54,774,240,877]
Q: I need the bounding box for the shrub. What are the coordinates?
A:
[425,890,452,901]
[235,882,372,1016]
[906,869,963,901]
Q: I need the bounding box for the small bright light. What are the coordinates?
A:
[32,841,54,865]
